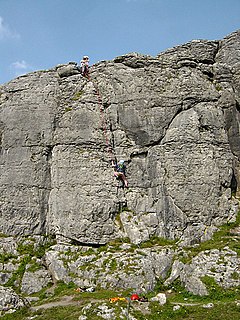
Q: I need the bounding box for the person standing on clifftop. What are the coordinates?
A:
[112,159,128,188]
[80,55,89,77]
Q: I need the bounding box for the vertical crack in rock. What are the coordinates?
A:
[230,170,238,195]
[38,146,53,234]
[0,121,4,153]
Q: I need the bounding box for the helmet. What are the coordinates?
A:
[83,56,89,59]
[130,294,140,301]
[119,160,124,164]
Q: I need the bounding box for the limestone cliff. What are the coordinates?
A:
[0,30,240,247]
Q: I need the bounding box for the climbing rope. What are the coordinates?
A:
[84,70,115,163]
[82,69,127,191]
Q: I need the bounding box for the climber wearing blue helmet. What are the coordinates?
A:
[112,159,128,188]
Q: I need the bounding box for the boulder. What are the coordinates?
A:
[21,268,52,294]
[164,247,240,295]
[56,62,81,77]
[150,293,167,305]
[43,244,174,292]
[0,285,25,312]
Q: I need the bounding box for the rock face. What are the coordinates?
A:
[0,30,240,246]
[21,268,52,295]
[164,247,240,296]
[1,234,239,297]
[0,285,25,312]
[44,243,174,292]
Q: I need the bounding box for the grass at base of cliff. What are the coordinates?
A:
[180,210,240,263]
[2,298,240,320]
[2,277,240,319]
[139,235,178,248]
[1,305,83,320]
[147,301,240,320]
[164,278,240,305]
[1,212,240,320]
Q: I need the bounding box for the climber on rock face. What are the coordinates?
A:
[80,55,89,77]
[112,159,128,188]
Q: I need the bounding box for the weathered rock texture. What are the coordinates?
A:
[44,243,174,292]
[1,234,239,297]
[165,247,240,296]
[0,285,25,312]
[0,30,240,246]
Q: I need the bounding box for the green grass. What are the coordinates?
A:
[0,232,8,237]
[201,276,240,302]
[73,288,129,301]
[71,90,84,100]
[1,281,240,320]
[5,255,31,292]
[17,241,35,255]
[1,305,83,320]
[147,301,240,320]
[181,211,240,263]
[35,236,57,258]
[215,84,223,92]
[53,281,77,297]
[95,237,131,253]
[17,235,56,258]
[26,260,42,272]
[0,252,17,263]
[1,307,32,320]
[64,106,73,112]
[2,301,240,320]
[1,213,240,320]
[139,236,178,248]
[4,235,56,293]
[115,212,124,231]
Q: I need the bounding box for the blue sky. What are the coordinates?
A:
[0,0,239,84]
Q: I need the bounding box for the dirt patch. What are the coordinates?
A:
[30,295,81,311]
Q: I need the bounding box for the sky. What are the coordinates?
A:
[0,0,239,85]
